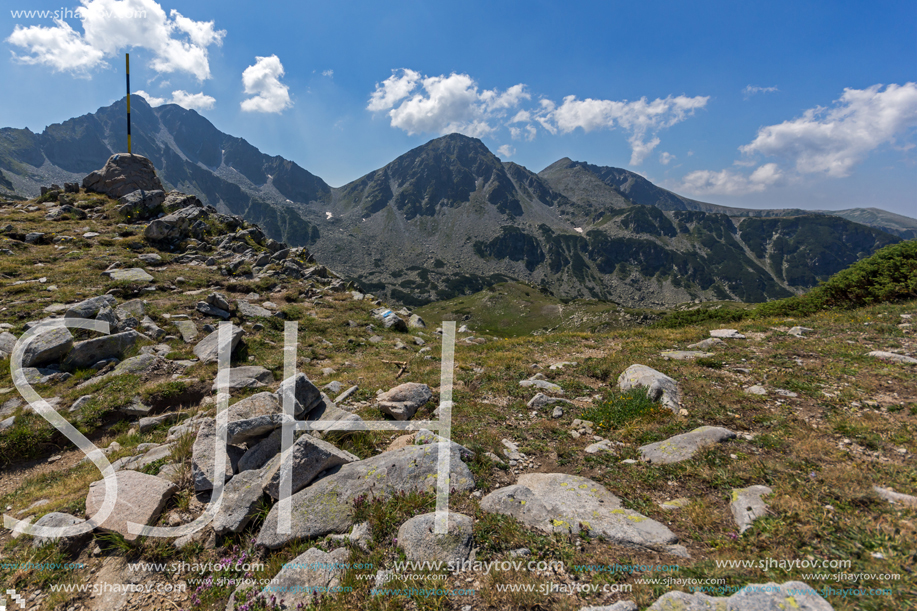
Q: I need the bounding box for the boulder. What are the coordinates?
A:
[82,154,164,199]
[709,328,746,339]
[162,192,202,213]
[237,429,283,472]
[236,300,272,318]
[519,378,564,394]
[0,331,16,358]
[19,326,74,367]
[103,268,154,283]
[117,189,165,219]
[687,338,725,350]
[730,485,773,534]
[872,485,917,508]
[212,366,273,392]
[646,581,833,610]
[191,418,234,491]
[617,364,681,412]
[114,299,145,320]
[256,444,474,549]
[261,435,359,499]
[275,372,322,416]
[197,301,231,320]
[527,393,573,409]
[193,325,244,363]
[371,308,408,332]
[639,427,736,465]
[62,330,141,370]
[408,314,426,329]
[173,320,198,343]
[213,469,265,535]
[376,382,433,420]
[868,351,917,365]
[30,512,91,553]
[661,350,714,360]
[65,295,116,319]
[397,512,473,564]
[84,470,176,542]
[480,472,681,554]
[260,547,349,607]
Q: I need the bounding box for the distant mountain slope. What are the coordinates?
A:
[0,96,328,246]
[0,101,908,307]
[540,158,917,239]
[295,134,898,307]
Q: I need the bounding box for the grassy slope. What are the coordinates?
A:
[0,195,914,611]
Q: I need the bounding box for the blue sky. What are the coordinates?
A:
[2,0,916,217]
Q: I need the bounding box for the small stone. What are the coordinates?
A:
[730,485,773,534]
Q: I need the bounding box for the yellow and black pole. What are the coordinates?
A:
[126,53,132,154]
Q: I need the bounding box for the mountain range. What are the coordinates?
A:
[0,96,911,307]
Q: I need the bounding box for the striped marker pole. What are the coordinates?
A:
[125,53,131,154]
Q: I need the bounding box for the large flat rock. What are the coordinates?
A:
[103,268,154,283]
[63,330,142,370]
[731,485,772,534]
[212,366,273,392]
[639,426,737,465]
[275,372,321,416]
[65,295,116,320]
[85,470,176,542]
[256,444,474,549]
[617,364,681,412]
[647,580,833,610]
[260,547,350,607]
[193,325,243,363]
[480,473,680,553]
[20,326,73,367]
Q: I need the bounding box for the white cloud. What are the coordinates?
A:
[322,69,333,78]
[545,94,709,165]
[659,151,675,165]
[241,55,292,113]
[135,89,215,110]
[681,163,783,195]
[740,82,917,177]
[509,125,536,141]
[743,85,779,98]
[496,144,515,158]
[6,0,225,80]
[367,69,528,138]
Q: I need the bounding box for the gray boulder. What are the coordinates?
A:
[83,154,164,199]
[647,581,833,610]
[256,444,474,549]
[639,427,737,465]
[0,331,16,358]
[868,351,917,365]
[117,189,165,219]
[193,325,244,363]
[213,469,265,535]
[261,547,349,606]
[84,470,175,542]
[19,326,74,367]
[103,268,154,283]
[275,372,322,416]
[371,308,408,332]
[376,382,433,420]
[236,300,272,318]
[480,472,681,553]
[65,295,116,319]
[661,350,714,360]
[261,435,359,499]
[213,366,273,392]
[519,378,564,394]
[62,330,141,370]
[115,299,145,320]
[238,429,283,472]
[397,512,473,564]
[197,301,231,320]
[173,320,198,343]
[617,364,681,412]
[709,328,746,339]
[191,417,234,491]
[30,512,91,553]
[687,338,726,350]
[730,485,773,534]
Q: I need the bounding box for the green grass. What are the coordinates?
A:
[580,388,664,434]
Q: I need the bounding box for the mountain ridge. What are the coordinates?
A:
[0,100,910,307]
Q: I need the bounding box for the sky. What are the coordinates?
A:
[1,0,916,218]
